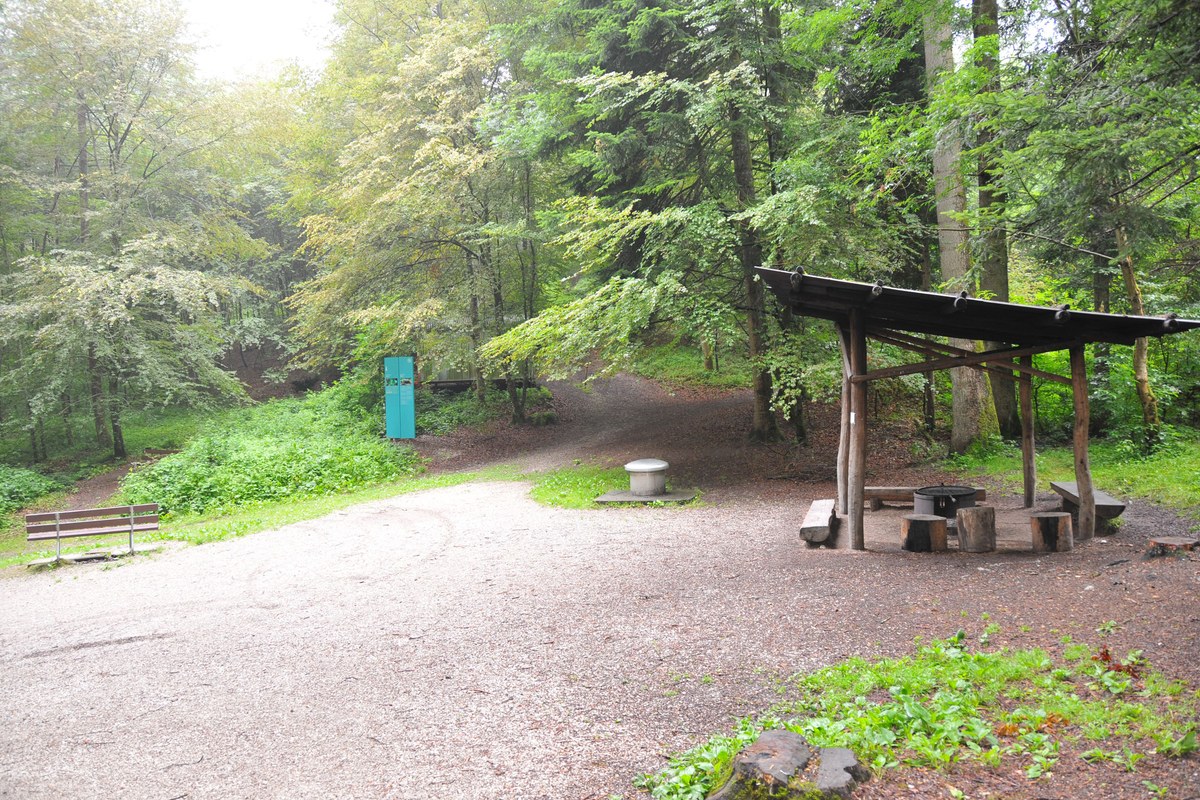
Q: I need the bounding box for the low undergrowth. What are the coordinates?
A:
[637,631,1198,800]
[0,465,63,515]
[944,429,1200,517]
[120,384,422,515]
[631,344,753,391]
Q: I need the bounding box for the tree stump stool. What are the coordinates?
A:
[957,506,996,553]
[1031,511,1073,553]
[901,514,947,553]
[1146,537,1198,558]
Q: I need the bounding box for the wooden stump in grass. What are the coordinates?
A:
[1031,512,1073,553]
[901,514,947,553]
[957,506,996,553]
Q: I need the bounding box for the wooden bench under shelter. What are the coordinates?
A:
[26,504,159,564]
[1050,481,1126,520]
[755,267,1200,550]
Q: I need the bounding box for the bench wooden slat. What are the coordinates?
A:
[25,515,159,536]
[1049,481,1125,519]
[27,523,161,542]
[25,504,158,524]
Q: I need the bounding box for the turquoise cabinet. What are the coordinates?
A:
[384,356,416,439]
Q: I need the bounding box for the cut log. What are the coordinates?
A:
[801,499,837,545]
[957,506,996,553]
[1146,537,1198,559]
[901,514,948,553]
[1031,512,1073,553]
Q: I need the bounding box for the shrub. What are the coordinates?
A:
[415,387,510,435]
[0,465,61,514]
[121,382,422,515]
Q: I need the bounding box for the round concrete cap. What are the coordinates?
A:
[625,458,668,473]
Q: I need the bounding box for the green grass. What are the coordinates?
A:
[631,344,753,390]
[637,632,1199,799]
[528,463,630,508]
[527,462,701,509]
[945,431,1200,518]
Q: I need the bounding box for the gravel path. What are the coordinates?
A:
[2,376,1198,799]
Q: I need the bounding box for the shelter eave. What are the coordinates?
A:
[757,268,1200,347]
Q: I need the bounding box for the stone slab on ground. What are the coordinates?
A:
[594,488,698,504]
[26,542,163,569]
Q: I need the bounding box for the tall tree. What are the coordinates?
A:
[922,0,995,452]
[971,0,1019,439]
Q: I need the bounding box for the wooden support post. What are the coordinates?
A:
[836,326,851,516]
[1070,346,1096,539]
[1019,356,1036,509]
[901,514,947,552]
[1031,512,1073,553]
[847,309,867,551]
[957,506,996,553]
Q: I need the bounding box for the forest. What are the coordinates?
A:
[1,0,1198,490]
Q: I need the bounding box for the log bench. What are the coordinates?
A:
[800,498,838,547]
[26,504,159,564]
[1049,481,1126,522]
[865,486,987,511]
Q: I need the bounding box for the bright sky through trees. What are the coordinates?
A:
[181,0,334,81]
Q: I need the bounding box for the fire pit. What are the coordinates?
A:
[914,484,977,529]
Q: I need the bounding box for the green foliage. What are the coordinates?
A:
[631,344,752,390]
[639,633,1199,799]
[120,382,422,515]
[943,428,1200,516]
[415,388,521,436]
[0,465,60,515]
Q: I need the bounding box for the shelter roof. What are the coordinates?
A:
[757,268,1200,347]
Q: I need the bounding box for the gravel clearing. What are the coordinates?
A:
[2,375,1198,799]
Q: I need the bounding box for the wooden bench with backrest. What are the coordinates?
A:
[25,504,159,563]
[1049,481,1126,521]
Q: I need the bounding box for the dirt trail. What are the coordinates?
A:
[1,377,1197,800]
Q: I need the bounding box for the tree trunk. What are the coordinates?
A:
[729,102,780,443]
[923,6,995,453]
[60,392,75,447]
[1091,259,1113,434]
[109,374,126,459]
[973,0,1020,440]
[465,252,485,403]
[88,342,111,449]
[76,89,89,245]
[1114,226,1160,445]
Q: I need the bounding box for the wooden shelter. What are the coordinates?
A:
[757,268,1200,550]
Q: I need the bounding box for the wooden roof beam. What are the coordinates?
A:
[852,330,1077,385]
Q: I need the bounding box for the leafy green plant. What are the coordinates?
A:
[637,633,1199,800]
[0,465,61,514]
[120,382,422,515]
